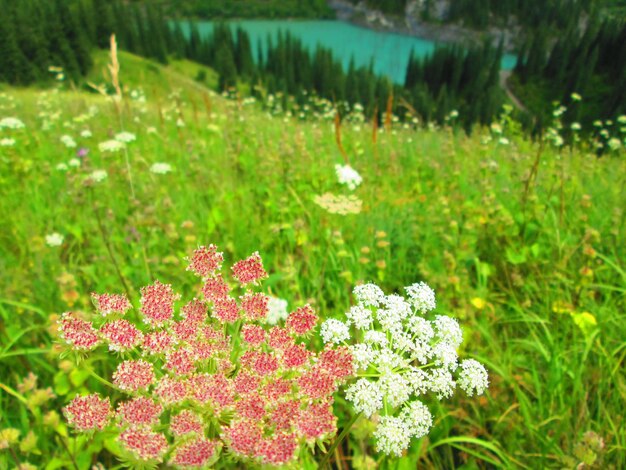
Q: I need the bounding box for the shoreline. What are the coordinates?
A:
[327,0,518,52]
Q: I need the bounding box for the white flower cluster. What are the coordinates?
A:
[114,131,136,143]
[326,281,489,456]
[0,117,25,130]
[335,163,363,190]
[266,296,289,325]
[149,162,173,174]
[98,140,125,153]
[60,134,76,148]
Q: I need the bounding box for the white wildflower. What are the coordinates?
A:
[335,163,363,190]
[433,315,463,348]
[56,163,68,171]
[176,118,185,128]
[345,378,383,418]
[345,305,373,330]
[45,233,64,247]
[265,297,289,325]
[374,416,412,456]
[98,140,125,153]
[379,373,411,407]
[320,319,350,345]
[405,367,430,395]
[363,330,388,347]
[349,343,376,370]
[457,359,489,397]
[400,400,432,438]
[353,283,384,307]
[80,129,92,138]
[431,342,459,370]
[0,117,25,129]
[608,137,621,151]
[114,132,136,143]
[374,348,408,372]
[406,316,434,340]
[150,163,173,174]
[428,368,456,399]
[60,135,76,148]
[88,170,108,183]
[405,282,436,313]
[0,138,15,147]
[68,158,81,168]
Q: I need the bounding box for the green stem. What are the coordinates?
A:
[319,412,362,469]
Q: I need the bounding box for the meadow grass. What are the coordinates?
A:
[0,51,625,469]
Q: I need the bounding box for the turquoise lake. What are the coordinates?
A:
[187,20,517,84]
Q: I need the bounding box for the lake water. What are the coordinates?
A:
[186,20,517,84]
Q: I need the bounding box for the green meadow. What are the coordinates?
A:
[0,51,625,469]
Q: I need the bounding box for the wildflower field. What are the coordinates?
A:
[1,50,625,469]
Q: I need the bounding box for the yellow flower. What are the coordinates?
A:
[470,297,487,310]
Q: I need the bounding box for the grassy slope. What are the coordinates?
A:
[0,51,625,468]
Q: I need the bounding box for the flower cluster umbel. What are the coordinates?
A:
[58,245,354,468]
[320,282,489,456]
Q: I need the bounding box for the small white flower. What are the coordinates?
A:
[176,118,185,128]
[265,297,289,325]
[379,372,411,407]
[433,315,463,348]
[608,137,621,151]
[0,138,16,147]
[45,233,64,247]
[374,348,408,372]
[405,282,436,313]
[428,368,456,399]
[320,319,350,344]
[99,140,125,153]
[147,126,157,134]
[335,163,363,190]
[353,283,384,307]
[88,170,108,183]
[345,378,383,418]
[114,131,136,143]
[68,158,81,168]
[458,359,489,397]
[400,400,432,438]
[349,343,376,370]
[56,163,68,171]
[405,367,430,395]
[345,305,373,330]
[0,117,25,129]
[60,135,76,148]
[363,330,388,347]
[432,342,459,370]
[406,316,434,340]
[150,163,173,174]
[374,416,412,456]
[80,129,92,138]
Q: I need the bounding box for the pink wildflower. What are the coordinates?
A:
[117,397,162,427]
[268,326,293,350]
[180,298,207,324]
[170,437,217,467]
[263,378,292,402]
[213,297,239,323]
[296,402,337,439]
[286,305,318,335]
[58,312,100,351]
[234,372,260,395]
[140,280,180,325]
[142,330,175,355]
[297,367,336,400]
[235,394,266,420]
[270,400,301,430]
[241,324,266,346]
[282,343,311,369]
[63,394,111,431]
[119,429,168,461]
[224,420,262,457]
[100,319,144,351]
[240,292,269,320]
[256,432,298,465]
[232,252,268,285]
[239,350,259,369]
[91,293,132,316]
[170,410,203,436]
[172,318,199,342]
[319,346,354,381]
[188,339,214,361]
[254,352,279,376]
[187,245,223,278]
[113,360,155,392]
[165,349,196,376]
[154,376,187,405]
[189,374,235,408]
[202,275,230,302]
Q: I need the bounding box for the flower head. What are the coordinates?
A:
[63,394,111,431]
[231,252,267,285]
[58,313,100,351]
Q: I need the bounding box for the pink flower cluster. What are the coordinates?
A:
[59,245,354,467]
